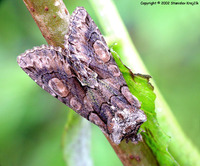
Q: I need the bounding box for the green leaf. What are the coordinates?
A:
[111,43,178,166]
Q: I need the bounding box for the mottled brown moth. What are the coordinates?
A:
[17,7,146,144]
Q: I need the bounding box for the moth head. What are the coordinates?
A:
[109,108,146,145]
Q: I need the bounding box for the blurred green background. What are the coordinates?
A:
[0,0,199,165]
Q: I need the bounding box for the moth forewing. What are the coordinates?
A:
[17,7,147,144]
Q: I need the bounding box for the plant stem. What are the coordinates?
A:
[88,0,200,165]
[23,0,70,48]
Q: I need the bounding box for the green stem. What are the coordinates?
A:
[23,0,70,48]
[88,0,200,165]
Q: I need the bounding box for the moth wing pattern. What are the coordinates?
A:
[17,45,102,125]
[64,7,147,144]
[65,7,120,79]
[17,7,147,144]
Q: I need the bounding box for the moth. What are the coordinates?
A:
[17,7,146,144]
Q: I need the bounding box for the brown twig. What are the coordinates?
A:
[105,135,158,166]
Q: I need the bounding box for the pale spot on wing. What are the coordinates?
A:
[111,105,116,110]
[93,40,110,63]
[70,97,82,111]
[48,78,69,97]
[121,86,141,108]
[108,65,121,77]
[89,113,106,132]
